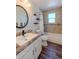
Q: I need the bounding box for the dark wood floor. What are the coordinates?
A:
[38,41,62,59]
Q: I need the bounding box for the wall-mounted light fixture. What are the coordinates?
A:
[19,0,31,7]
[24,0,28,2]
[20,0,28,3]
[27,3,31,7]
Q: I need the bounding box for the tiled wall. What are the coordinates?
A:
[43,7,62,34]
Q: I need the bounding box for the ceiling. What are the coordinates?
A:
[31,0,62,11]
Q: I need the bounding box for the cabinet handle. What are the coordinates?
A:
[35,47,37,52]
[33,50,34,55]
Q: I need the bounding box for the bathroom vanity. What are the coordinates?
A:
[16,33,42,59]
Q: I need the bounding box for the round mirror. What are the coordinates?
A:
[16,5,28,28]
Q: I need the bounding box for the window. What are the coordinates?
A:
[48,13,56,23]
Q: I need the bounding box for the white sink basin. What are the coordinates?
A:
[16,33,38,46]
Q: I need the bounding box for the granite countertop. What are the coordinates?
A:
[16,33,42,55]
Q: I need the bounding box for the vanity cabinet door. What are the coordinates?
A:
[21,49,34,59]
[34,38,42,59]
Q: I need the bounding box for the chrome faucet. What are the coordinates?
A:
[22,30,25,36]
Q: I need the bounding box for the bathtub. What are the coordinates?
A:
[44,33,62,45]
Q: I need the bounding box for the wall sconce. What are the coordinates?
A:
[20,0,28,3]
[19,0,31,7]
[27,3,31,7]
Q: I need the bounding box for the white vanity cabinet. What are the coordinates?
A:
[16,37,42,59]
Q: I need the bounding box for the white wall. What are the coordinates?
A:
[16,0,44,34]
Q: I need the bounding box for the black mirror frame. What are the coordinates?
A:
[16,5,29,28]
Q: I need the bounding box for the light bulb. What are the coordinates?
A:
[24,0,28,2]
[20,0,28,3]
[28,3,31,7]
